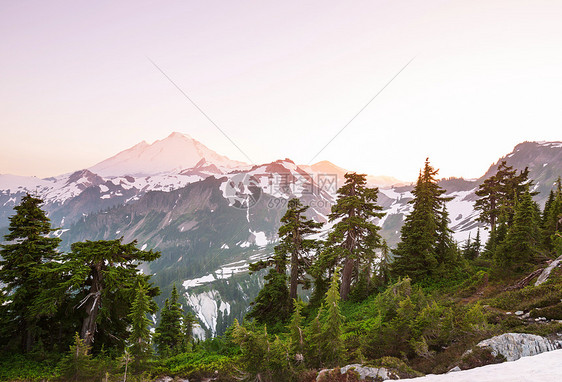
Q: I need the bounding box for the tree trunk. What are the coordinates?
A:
[340,257,354,301]
[290,250,299,301]
[80,263,103,348]
[289,212,302,302]
[340,180,357,301]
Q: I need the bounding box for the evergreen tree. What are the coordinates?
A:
[232,320,293,382]
[303,308,323,369]
[0,194,61,353]
[496,188,541,270]
[319,269,345,367]
[288,299,305,364]
[474,173,501,232]
[474,228,482,257]
[127,285,153,371]
[392,160,454,281]
[463,229,483,261]
[154,284,184,357]
[248,199,321,324]
[541,178,562,252]
[278,198,322,301]
[42,238,160,352]
[475,161,535,233]
[313,173,385,300]
[247,251,290,327]
[58,333,96,382]
[181,312,197,351]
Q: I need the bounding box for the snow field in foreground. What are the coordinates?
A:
[399,349,562,382]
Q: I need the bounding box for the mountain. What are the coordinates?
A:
[480,141,562,205]
[88,132,249,177]
[299,160,405,188]
[2,138,562,337]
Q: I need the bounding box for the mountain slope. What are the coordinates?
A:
[88,132,249,176]
[480,141,562,205]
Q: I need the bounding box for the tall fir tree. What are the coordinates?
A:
[248,199,321,324]
[313,173,385,300]
[0,194,61,353]
[127,285,153,371]
[278,198,322,301]
[319,269,345,367]
[247,250,290,327]
[39,238,160,352]
[154,284,185,357]
[475,161,535,233]
[495,188,541,269]
[541,178,562,252]
[392,159,454,281]
[181,312,197,351]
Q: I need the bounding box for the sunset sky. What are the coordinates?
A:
[1,0,561,181]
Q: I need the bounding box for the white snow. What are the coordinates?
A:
[184,289,231,336]
[140,243,147,250]
[183,274,216,288]
[88,132,248,177]
[251,230,268,246]
[99,184,109,192]
[400,349,562,382]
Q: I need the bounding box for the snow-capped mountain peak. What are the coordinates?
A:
[88,132,248,177]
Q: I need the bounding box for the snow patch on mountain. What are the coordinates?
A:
[184,289,230,337]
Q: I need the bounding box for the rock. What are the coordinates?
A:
[476,333,562,362]
[535,254,562,286]
[448,366,461,373]
[515,310,524,316]
[316,369,330,381]
[340,364,392,380]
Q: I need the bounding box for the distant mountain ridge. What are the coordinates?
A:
[1,137,561,337]
[88,132,250,177]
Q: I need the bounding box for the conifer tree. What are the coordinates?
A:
[127,285,153,371]
[247,251,290,327]
[288,299,305,364]
[496,188,541,269]
[248,199,321,324]
[58,333,95,382]
[181,312,197,351]
[314,173,384,300]
[463,229,482,261]
[319,269,345,367]
[43,238,160,351]
[392,160,454,281]
[232,320,293,382]
[475,161,535,233]
[542,178,562,252]
[0,194,61,352]
[278,198,322,301]
[154,284,184,357]
[304,308,323,369]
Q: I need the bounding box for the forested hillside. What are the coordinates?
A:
[1,156,561,381]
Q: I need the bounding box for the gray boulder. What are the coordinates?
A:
[340,364,393,380]
[476,332,562,362]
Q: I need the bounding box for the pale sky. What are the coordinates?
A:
[1,0,561,182]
